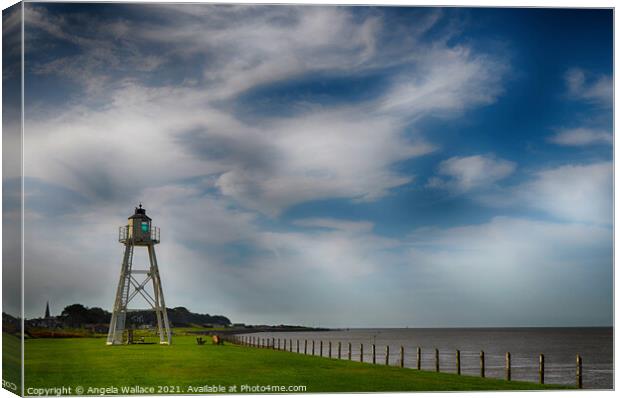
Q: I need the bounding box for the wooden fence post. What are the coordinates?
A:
[416,347,421,370]
[272,337,275,349]
[385,346,390,366]
[329,341,332,358]
[360,344,364,362]
[480,351,485,378]
[456,350,461,375]
[435,348,440,372]
[312,340,315,356]
[539,354,545,384]
[297,340,300,353]
[400,346,404,368]
[278,338,281,350]
[348,343,352,360]
[338,342,342,359]
[372,344,376,364]
[505,352,511,381]
[289,339,292,352]
[283,339,287,351]
[304,339,307,355]
[320,341,323,357]
[576,354,583,389]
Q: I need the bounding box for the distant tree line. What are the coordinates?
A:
[34,304,231,328]
[59,304,110,327]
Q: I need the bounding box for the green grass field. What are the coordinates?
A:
[21,335,569,394]
[2,333,21,395]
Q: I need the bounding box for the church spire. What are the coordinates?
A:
[45,301,50,318]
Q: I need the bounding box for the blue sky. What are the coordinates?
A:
[13,4,612,326]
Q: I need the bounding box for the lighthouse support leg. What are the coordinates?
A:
[148,245,171,344]
[107,243,133,345]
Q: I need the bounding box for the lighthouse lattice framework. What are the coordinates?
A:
[107,204,171,345]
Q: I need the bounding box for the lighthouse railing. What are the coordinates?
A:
[150,226,160,242]
[118,225,160,243]
[119,225,129,243]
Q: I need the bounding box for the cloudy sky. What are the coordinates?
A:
[12,3,613,326]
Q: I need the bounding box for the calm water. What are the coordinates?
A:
[242,328,613,389]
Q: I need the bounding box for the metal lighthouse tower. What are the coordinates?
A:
[107,204,171,345]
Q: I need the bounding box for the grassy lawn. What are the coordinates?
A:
[23,335,570,394]
[2,333,21,395]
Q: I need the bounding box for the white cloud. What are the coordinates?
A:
[24,6,507,217]
[292,218,375,233]
[479,161,612,225]
[548,127,612,146]
[379,47,505,119]
[214,110,435,215]
[255,222,399,278]
[406,216,612,326]
[564,68,612,107]
[428,154,516,192]
[520,162,612,225]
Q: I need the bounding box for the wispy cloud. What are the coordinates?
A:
[479,161,612,225]
[427,154,516,192]
[548,127,612,146]
[24,5,507,217]
[379,47,506,119]
[564,67,612,107]
[407,216,612,326]
[520,162,612,225]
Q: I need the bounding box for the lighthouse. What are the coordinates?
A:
[106,204,171,345]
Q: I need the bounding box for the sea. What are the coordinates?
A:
[241,328,613,390]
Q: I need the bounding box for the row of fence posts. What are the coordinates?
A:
[230,335,583,389]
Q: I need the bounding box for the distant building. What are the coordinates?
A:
[25,301,62,329]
